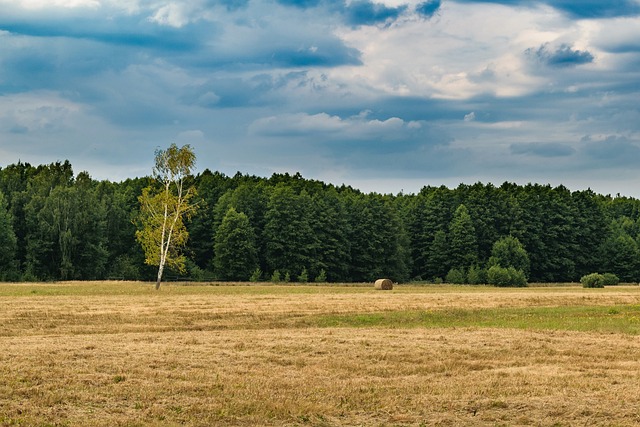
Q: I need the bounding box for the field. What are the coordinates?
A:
[2,282,640,426]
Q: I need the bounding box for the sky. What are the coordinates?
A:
[1,0,640,196]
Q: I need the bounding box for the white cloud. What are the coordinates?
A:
[249,113,347,136]
[0,91,82,133]
[333,2,598,99]
[0,0,100,9]
[1,0,640,197]
[148,3,191,27]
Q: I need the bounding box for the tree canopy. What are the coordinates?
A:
[2,160,640,284]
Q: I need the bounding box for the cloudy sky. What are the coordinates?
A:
[1,0,640,196]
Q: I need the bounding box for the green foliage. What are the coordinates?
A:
[186,261,208,282]
[250,268,263,282]
[602,273,620,286]
[581,273,605,288]
[448,204,478,271]
[3,159,640,285]
[487,265,527,287]
[487,235,530,278]
[346,193,409,283]
[284,272,291,283]
[298,267,309,283]
[599,234,640,282]
[270,270,281,283]
[315,269,327,283]
[467,265,486,285]
[213,207,258,281]
[107,255,141,280]
[426,229,449,280]
[264,186,316,280]
[136,144,197,289]
[0,191,18,280]
[445,268,466,284]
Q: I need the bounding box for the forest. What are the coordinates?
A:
[1,160,640,284]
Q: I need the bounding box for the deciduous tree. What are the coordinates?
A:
[136,144,197,289]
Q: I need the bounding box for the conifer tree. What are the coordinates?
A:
[213,207,258,281]
[448,204,478,271]
[0,192,17,280]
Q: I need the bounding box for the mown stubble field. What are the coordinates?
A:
[1,282,640,426]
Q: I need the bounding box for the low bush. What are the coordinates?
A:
[581,273,605,288]
[314,269,327,283]
[250,268,263,282]
[298,268,309,283]
[467,265,486,285]
[602,273,620,286]
[270,270,281,283]
[446,268,466,284]
[487,265,527,287]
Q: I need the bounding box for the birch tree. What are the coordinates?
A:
[136,144,197,289]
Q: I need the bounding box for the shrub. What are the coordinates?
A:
[270,270,281,283]
[487,265,527,287]
[488,236,530,279]
[298,268,308,283]
[250,268,263,282]
[187,262,206,282]
[581,273,605,288]
[446,268,466,284]
[284,272,291,283]
[314,269,327,283]
[467,265,486,285]
[602,273,620,286]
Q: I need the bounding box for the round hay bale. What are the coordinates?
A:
[374,278,393,290]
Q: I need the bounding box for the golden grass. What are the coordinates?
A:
[1,282,640,426]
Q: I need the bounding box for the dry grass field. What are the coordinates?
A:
[2,282,640,426]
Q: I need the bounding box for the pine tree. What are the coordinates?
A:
[264,186,316,278]
[0,191,17,280]
[448,204,478,271]
[425,229,449,280]
[213,207,258,281]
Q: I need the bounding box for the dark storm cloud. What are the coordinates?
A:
[276,0,323,7]
[526,43,594,67]
[0,18,199,51]
[2,0,640,197]
[548,0,640,18]
[416,0,442,18]
[343,0,408,26]
[453,0,640,18]
[274,0,409,26]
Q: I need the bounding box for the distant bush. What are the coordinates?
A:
[315,269,327,283]
[602,273,620,286]
[467,265,486,285]
[433,277,443,285]
[487,266,527,287]
[298,268,308,283]
[270,270,281,283]
[581,273,605,288]
[187,262,207,282]
[446,268,466,284]
[284,272,291,283]
[250,268,263,282]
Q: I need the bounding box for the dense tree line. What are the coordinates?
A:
[1,161,640,283]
